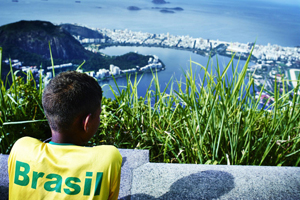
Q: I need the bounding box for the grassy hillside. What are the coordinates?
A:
[1,47,300,166]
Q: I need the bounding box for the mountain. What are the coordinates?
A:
[0,20,158,73]
[60,23,105,39]
[0,20,91,65]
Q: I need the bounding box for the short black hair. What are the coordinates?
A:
[42,71,102,132]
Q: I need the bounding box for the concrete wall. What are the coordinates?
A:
[0,154,8,200]
[1,150,300,200]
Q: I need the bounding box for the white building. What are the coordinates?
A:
[86,71,95,77]
[96,69,109,79]
[122,68,137,74]
[112,66,120,75]
[110,64,121,75]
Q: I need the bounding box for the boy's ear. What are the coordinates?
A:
[83,114,92,132]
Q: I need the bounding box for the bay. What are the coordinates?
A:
[99,46,251,99]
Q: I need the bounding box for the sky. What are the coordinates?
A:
[254,0,300,6]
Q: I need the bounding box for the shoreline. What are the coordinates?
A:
[95,43,254,63]
[62,24,300,95]
[97,67,166,83]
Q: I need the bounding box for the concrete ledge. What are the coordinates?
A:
[0,154,9,200]
[1,151,300,200]
[118,149,149,199]
[129,163,300,199]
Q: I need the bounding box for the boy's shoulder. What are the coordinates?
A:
[15,136,40,144]
[93,144,119,151]
[11,136,42,151]
[92,145,122,160]
[11,137,121,161]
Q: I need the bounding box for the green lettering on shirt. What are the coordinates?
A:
[44,173,62,193]
[94,172,103,195]
[14,161,30,186]
[84,172,93,195]
[13,161,104,196]
[64,177,81,195]
[31,171,45,189]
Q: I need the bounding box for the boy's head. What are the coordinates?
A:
[42,71,102,133]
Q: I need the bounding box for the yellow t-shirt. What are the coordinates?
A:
[8,137,122,200]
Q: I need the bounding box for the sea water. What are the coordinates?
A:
[98,46,251,98]
[0,0,299,46]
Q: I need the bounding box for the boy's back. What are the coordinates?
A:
[8,71,122,199]
[8,137,122,200]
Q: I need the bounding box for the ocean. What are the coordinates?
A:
[0,0,299,97]
[1,0,299,46]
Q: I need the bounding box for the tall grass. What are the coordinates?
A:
[93,52,300,166]
[1,47,300,166]
[0,47,50,153]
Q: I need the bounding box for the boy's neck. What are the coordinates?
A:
[51,129,84,146]
[49,141,75,145]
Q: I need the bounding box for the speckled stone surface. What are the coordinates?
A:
[130,163,300,199]
[118,149,149,200]
[0,154,9,200]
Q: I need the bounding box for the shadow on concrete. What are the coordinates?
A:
[120,170,235,200]
[122,157,127,167]
[0,186,8,200]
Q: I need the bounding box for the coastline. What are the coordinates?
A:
[93,42,252,63]
[76,25,300,97]
[97,67,166,82]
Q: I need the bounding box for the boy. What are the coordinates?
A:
[8,71,122,199]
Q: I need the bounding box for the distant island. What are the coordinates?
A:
[152,0,169,4]
[127,6,141,11]
[160,9,174,13]
[152,7,183,13]
[152,7,184,11]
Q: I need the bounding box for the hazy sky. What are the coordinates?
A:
[257,0,300,6]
